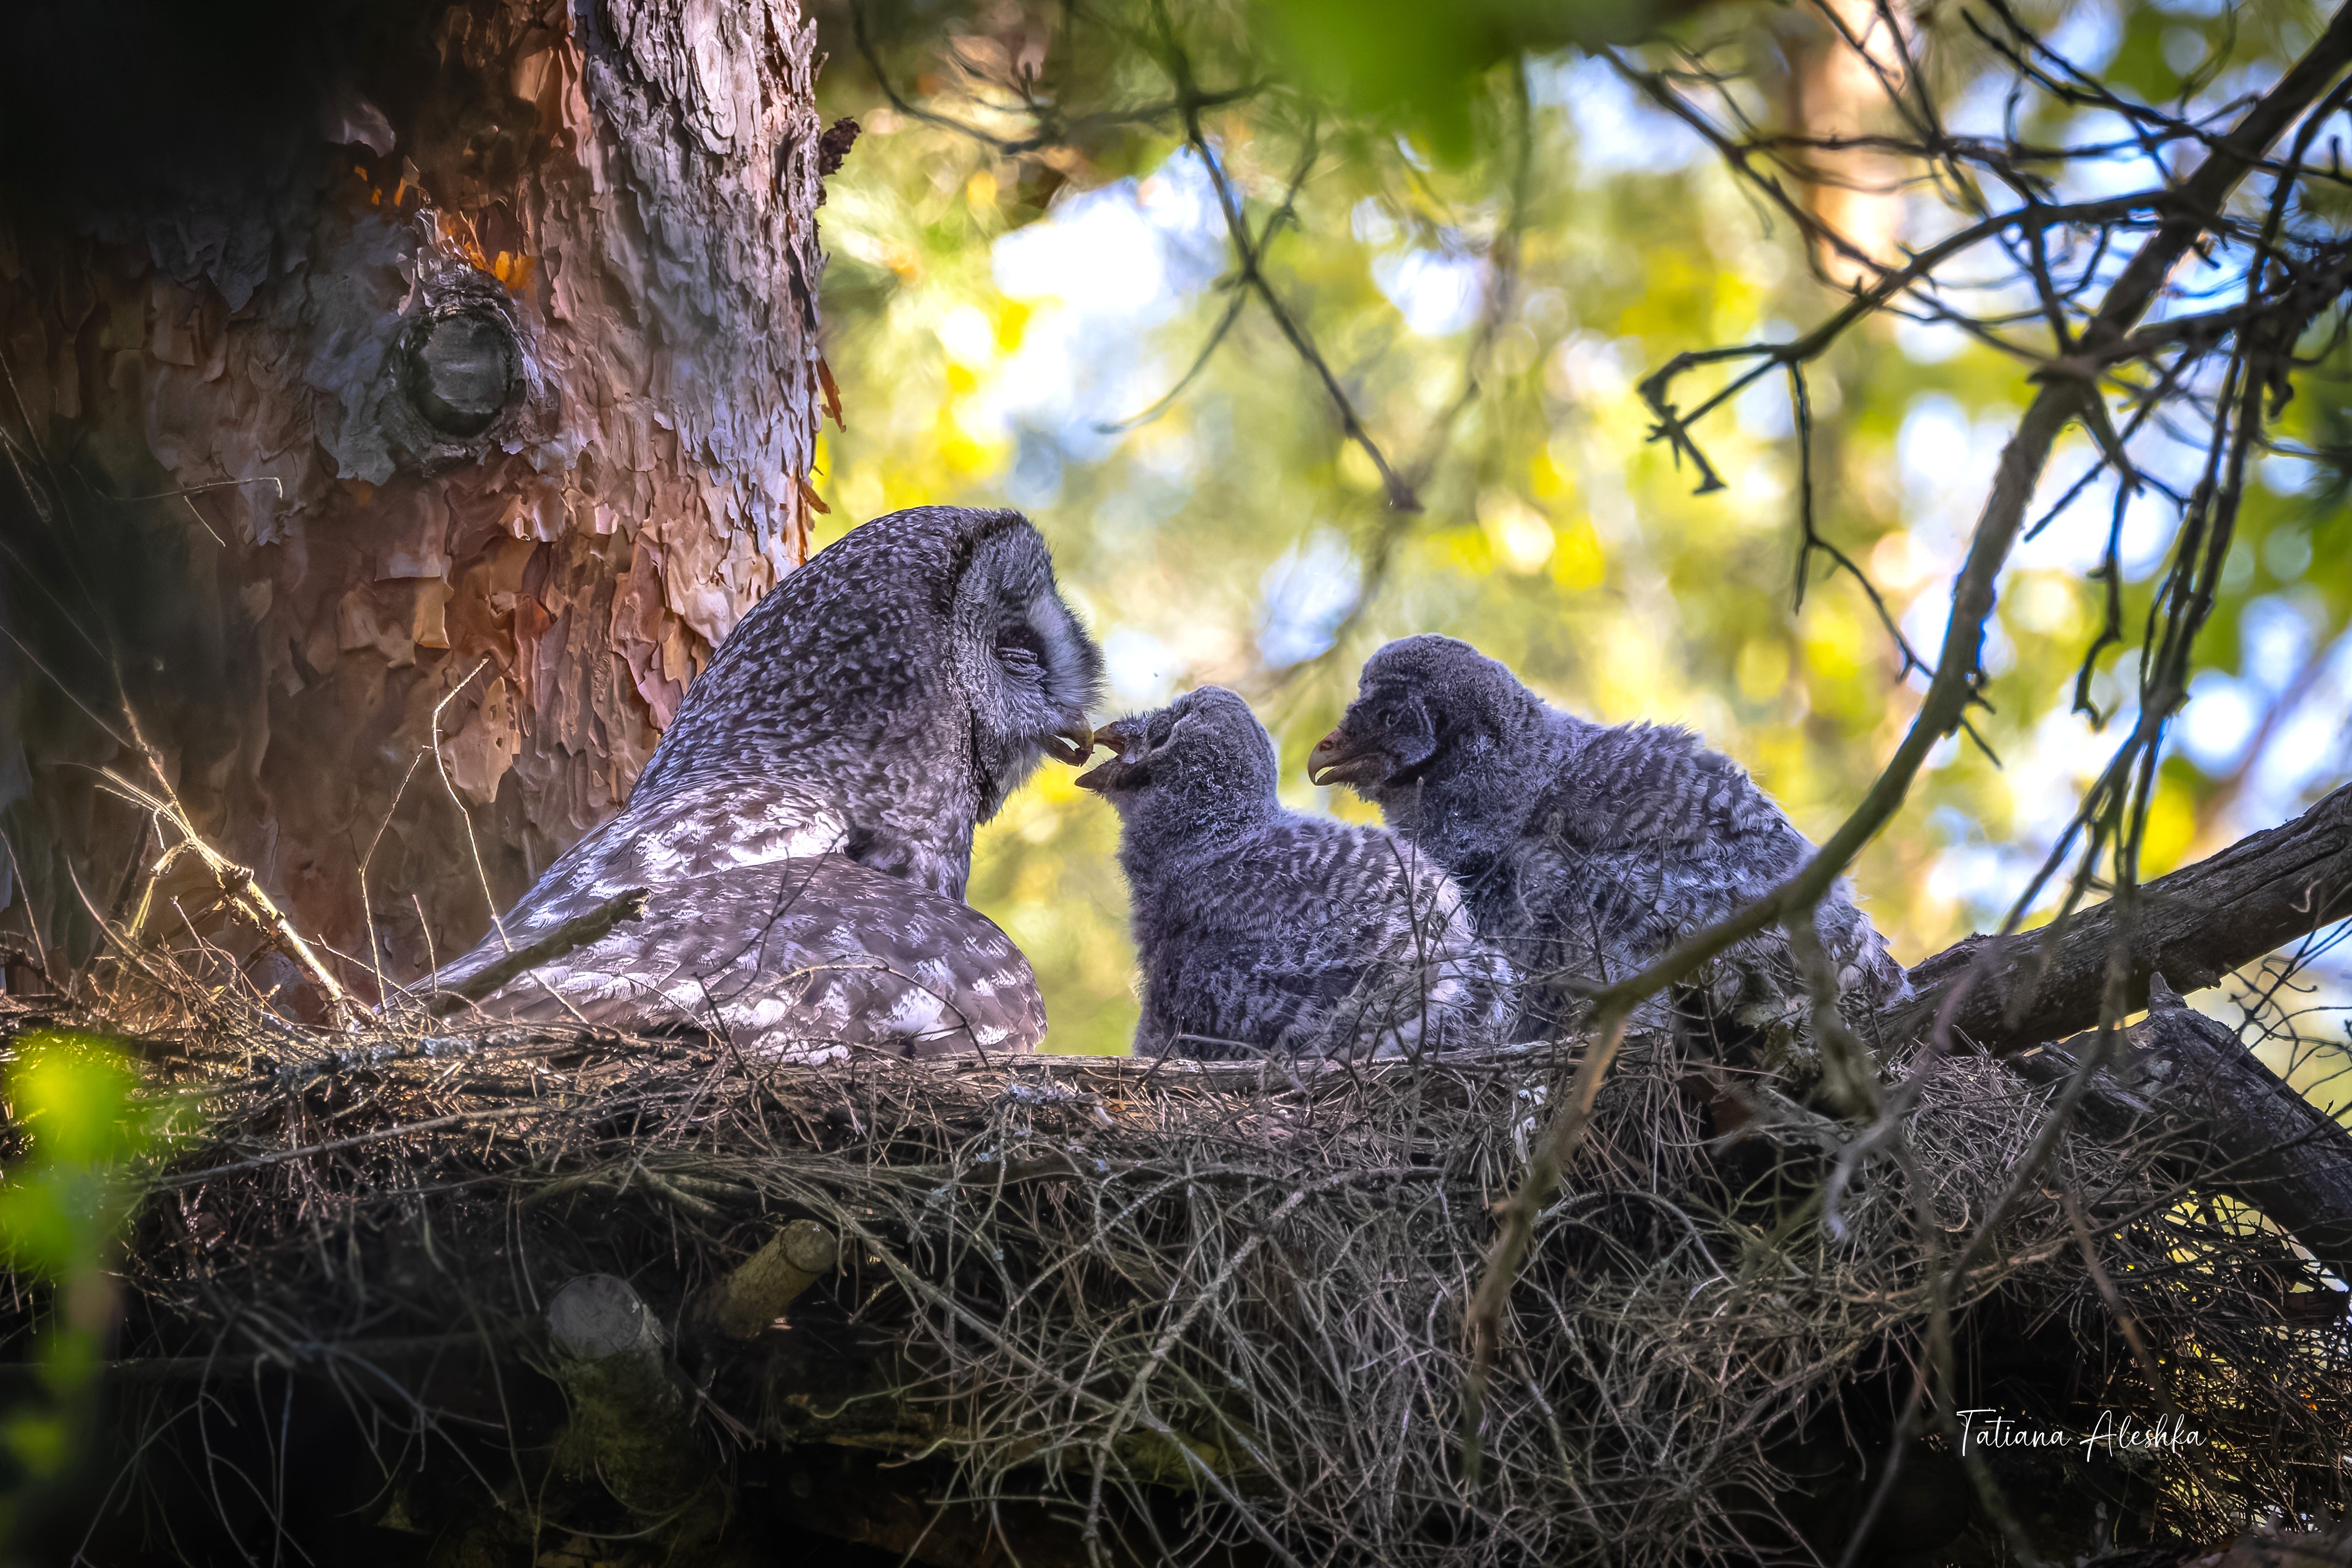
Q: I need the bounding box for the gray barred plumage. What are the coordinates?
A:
[423,506,1101,1059]
[1311,635,1907,1036]
[1081,686,1516,1060]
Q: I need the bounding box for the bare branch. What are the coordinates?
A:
[419,887,650,1020]
[1149,17,1421,513]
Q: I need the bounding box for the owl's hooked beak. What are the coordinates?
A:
[1044,715,1097,767]
[1307,726,1390,788]
[1073,719,1138,792]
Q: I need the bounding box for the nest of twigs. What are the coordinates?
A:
[3,971,2349,1567]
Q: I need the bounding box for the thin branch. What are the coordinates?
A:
[103,717,359,1027]
[848,0,1254,157]
[420,888,650,1020]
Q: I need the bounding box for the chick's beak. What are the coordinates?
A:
[1044,715,1097,767]
[1073,719,1135,793]
[1307,726,1388,788]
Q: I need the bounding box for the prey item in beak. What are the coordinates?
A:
[1073,719,1137,793]
[1044,715,1097,767]
[1308,727,1390,788]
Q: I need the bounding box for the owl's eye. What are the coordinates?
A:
[996,624,1047,676]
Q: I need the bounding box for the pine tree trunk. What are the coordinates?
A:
[0,0,838,1001]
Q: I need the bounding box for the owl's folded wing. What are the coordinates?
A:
[419,855,1045,1060]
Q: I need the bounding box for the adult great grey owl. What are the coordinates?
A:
[1079,686,1515,1060]
[1307,635,1905,1040]
[421,506,1103,1058]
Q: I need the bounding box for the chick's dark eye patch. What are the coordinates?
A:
[997,623,1048,665]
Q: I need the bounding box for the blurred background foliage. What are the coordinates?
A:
[0,1033,161,1534]
[801,0,2352,1060]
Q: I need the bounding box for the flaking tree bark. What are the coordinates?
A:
[0,0,842,1000]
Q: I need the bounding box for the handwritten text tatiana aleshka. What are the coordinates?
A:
[1957,1409,2206,1463]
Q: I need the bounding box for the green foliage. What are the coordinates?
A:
[0,1033,159,1519]
[1252,0,1678,162]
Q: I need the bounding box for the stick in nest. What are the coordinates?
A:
[103,705,359,1027]
[418,888,650,1019]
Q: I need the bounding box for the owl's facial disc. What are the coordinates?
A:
[957,524,1106,818]
[1074,702,1195,795]
[1311,687,1433,788]
[1073,716,1149,792]
[994,606,1097,761]
[1079,691,1276,817]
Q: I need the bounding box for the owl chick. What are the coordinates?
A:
[1308,635,1906,1040]
[423,506,1102,1058]
[1078,685,1515,1060]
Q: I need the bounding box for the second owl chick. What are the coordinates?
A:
[1310,635,1907,1042]
[1079,686,1516,1060]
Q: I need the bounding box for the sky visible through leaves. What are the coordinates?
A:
[811,0,2352,1058]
